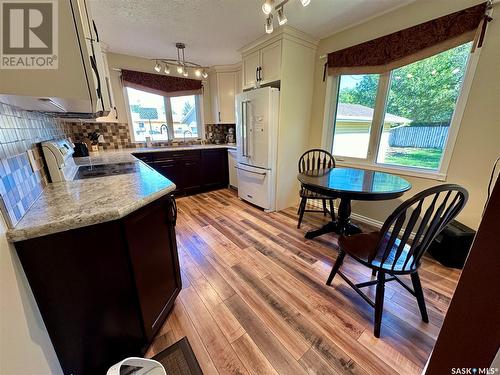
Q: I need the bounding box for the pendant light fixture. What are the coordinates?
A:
[151,42,208,79]
[261,0,310,34]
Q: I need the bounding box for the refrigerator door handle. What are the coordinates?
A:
[245,101,251,158]
[234,166,266,176]
[241,101,246,157]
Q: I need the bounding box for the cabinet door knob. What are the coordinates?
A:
[218,111,221,122]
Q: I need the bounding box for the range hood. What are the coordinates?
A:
[0,0,113,120]
[0,94,107,119]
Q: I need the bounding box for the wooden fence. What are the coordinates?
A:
[388,126,449,149]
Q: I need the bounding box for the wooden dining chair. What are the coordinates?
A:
[326,184,468,337]
[297,149,337,228]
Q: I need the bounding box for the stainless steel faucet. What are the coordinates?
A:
[183,130,192,144]
[160,124,169,136]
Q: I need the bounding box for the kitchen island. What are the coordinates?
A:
[7,147,205,375]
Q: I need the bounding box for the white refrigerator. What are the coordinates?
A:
[235,87,279,212]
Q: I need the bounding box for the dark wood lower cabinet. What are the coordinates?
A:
[15,194,181,375]
[202,149,229,190]
[153,159,183,193]
[133,148,228,196]
[182,157,202,194]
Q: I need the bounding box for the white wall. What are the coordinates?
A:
[0,216,62,375]
[307,0,500,229]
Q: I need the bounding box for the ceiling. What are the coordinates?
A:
[89,0,414,66]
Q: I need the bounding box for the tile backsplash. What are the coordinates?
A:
[0,102,67,228]
[64,122,173,149]
[65,122,136,149]
[64,121,236,149]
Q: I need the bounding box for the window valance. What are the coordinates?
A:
[327,3,490,76]
[121,69,203,97]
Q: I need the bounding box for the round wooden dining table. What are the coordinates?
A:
[297,167,412,239]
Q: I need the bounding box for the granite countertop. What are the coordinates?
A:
[6,144,236,242]
[72,144,237,166]
[7,144,237,242]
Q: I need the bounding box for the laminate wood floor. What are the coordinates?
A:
[145,189,461,374]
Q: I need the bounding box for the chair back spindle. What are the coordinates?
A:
[372,184,468,272]
[298,149,335,173]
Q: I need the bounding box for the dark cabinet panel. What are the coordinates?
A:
[124,197,181,339]
[16,221,145,375]
[154,160,183,192]
[136,149,229,196]
[132,152,153,165]
[15,195,180,375]
[201,149,229,190]
[182,158,202,194]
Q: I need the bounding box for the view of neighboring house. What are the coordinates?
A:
[333,103,410,158]
[130,99,198,141]
[172,104,198,138]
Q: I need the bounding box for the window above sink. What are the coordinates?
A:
[124,87,202,143]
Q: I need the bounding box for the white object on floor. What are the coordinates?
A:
[106,357,166,375]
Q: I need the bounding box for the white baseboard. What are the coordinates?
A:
[349,211,385,229]
[332,207,417,240]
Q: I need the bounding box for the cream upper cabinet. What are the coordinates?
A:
[209,66,240,124]
[242,51,260,89]
[217,72,237,123]
[241,40,282,90]
[235,69,242,95]
[259,41,282,85]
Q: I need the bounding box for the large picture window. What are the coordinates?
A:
[126,87,201,142]
[329,42,472,176]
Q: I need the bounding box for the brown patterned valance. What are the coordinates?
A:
[121,69,203,97]
[327,2,489,76]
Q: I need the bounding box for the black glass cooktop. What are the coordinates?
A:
[74,162,140,180]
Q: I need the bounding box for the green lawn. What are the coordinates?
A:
[382,147,443,169]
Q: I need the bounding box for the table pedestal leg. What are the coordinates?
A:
[304,198,361,239]
[337,198,362,235]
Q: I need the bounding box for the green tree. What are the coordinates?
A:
[338,43,470,124]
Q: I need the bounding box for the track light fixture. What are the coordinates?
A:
[265,14,274,34]
[151,42,208,79]
[277,7,287,25]
[262,0,273,15]
[262,0,310,34]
